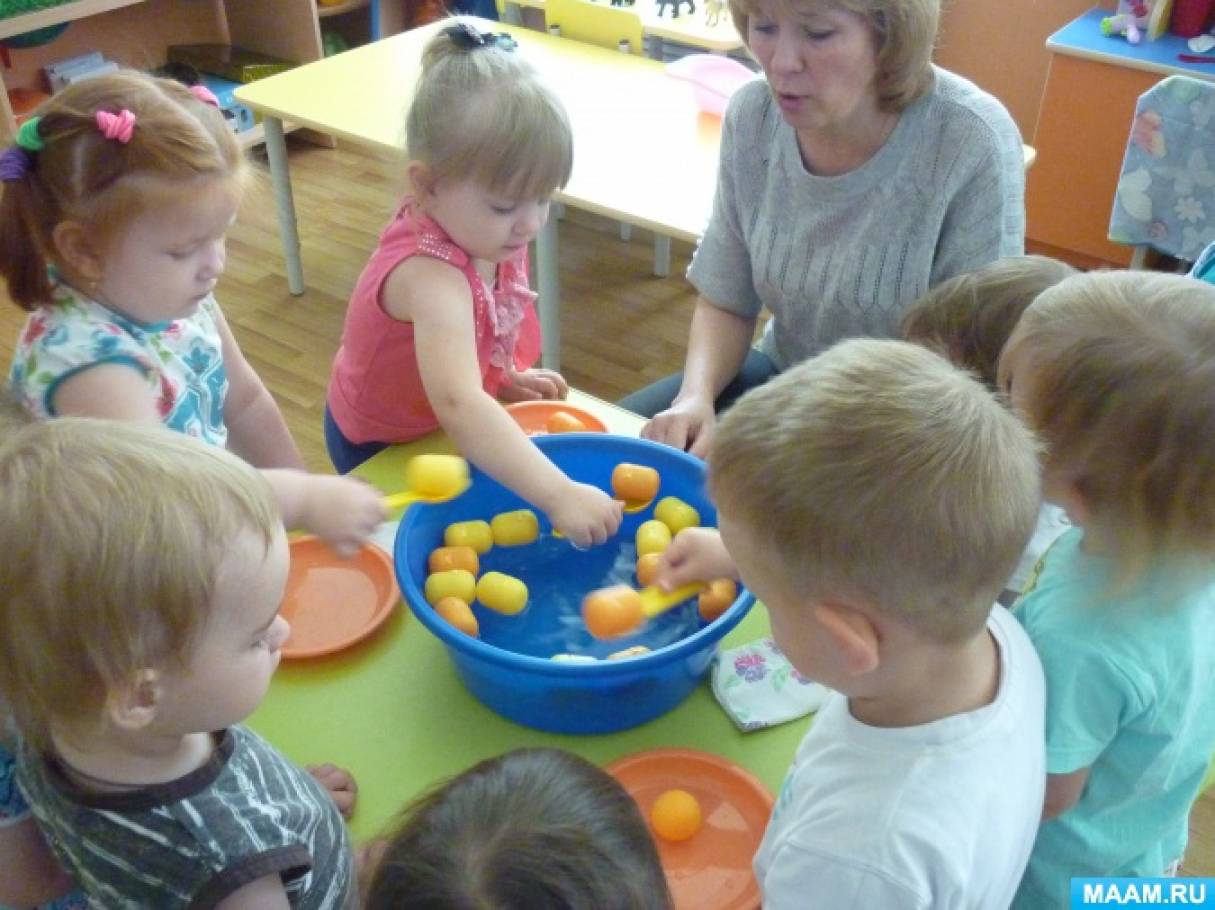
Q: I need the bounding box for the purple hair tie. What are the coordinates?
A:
[0,146,31,183]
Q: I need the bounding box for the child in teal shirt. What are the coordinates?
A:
[1000,271,1215,906]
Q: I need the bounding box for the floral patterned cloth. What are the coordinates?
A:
[710,637,829,732]
[8,283,228,445]
[1109,75,1215,261]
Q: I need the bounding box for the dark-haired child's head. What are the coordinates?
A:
[365,747,672,910]
[901,255,1077,389]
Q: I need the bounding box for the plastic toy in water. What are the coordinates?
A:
[425,568,476,605]
[666,54,756,117]
[546,411,587,433]
[435,596,479,637]
[635,551,662,587]
[394,433,755,734]
[583,581,706,639]
[611,462,660,513]
[635,519,672,557]
[654,496,700,535]
[491,509,540,547]
[383,453,469,511]
[698,579,738,622]
[476,571,529,615]
[428,545,479,576]
[445,519,493,554]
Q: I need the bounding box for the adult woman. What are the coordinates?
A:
[625,0,1025,456]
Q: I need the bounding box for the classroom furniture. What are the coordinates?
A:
[246,388,807,842]
[544,0,674,277]
[502,0,743,59]
[234,18,724,371]
[1108,75,1215,267]
[1027,7,1215,266]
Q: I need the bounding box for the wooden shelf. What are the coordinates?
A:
[316,0,368,18]
[0,0,146,41]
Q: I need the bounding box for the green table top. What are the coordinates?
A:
[247,393,810,840]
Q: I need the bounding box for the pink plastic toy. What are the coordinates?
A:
[665,54,756,117]
[1101,0,1153,44]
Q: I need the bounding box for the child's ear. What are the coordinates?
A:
[105,669,162,732]
[812,602,880,677]
[407,161,437,202]
[50,221,105,283]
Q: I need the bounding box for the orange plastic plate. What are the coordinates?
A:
[280,536,399,659]
[504,400,608,435]
[606,747,773,910]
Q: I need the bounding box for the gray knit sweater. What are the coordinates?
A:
[688,67,1026,370]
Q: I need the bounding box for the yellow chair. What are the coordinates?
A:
[545,0,673,276]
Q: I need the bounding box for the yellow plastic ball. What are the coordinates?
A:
[491,509,540,547]
[653,496,701,536]
[424,569,476,606]
[635,519,672,557]
[476,571,529,615]
[444,520,493,554]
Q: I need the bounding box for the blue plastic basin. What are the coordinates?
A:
[394,433,754,734]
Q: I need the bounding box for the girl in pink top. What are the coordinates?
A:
[326,20,621,548]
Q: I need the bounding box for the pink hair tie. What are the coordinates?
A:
[188,84,220,108]
[95,109,136,144]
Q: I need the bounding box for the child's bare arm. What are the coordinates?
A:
[215,309,307,471]
[51,362,163,422]
[212,873,293,909]
[263,470,385,558]
[390,260,621,548]
[0,820,76,907]
[1042,767,1089,820]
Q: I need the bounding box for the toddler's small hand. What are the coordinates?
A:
[499,368,569,402]
[657,527,737,590]
[308,762,358,819]
[547,482,623,549]
[301,475,386,557]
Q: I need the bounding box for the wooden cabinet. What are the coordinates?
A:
[0,0,327,145]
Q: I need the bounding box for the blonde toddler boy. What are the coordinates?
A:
[708,339,1045,908]
[0,417,354,909]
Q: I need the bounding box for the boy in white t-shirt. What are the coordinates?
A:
[669,340,1046,908]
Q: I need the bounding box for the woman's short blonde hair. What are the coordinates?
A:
[901,255,1078,390]
[0,417,279,752]
[1001,270,1215,578]
[728,0,939,110]
[710,339,1040,642]
[0,70,246,311]
[407,18,573,198]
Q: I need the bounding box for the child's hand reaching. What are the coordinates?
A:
[656,527,738,590]
[498,368,569,402]
[298,474,386,557]
[545,482,623,548]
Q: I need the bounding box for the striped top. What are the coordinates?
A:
[17,726,354,910]
[689,67,1026,371]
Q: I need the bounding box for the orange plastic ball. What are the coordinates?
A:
[698,578,738,622]
[434,596,479,638]
[635,551,663,587]
[650,789,702,842]
[611,463,660,504]
[582,584,644,639]
[427,545,479,576]
[545,411,587,433]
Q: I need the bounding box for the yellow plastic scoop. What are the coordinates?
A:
[382,453,470,511]
[582,582,706,640]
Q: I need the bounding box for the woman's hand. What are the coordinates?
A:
[641,394,717,458]
[656,527,738,590]
[545,482,623,549]
[498,369,569,402]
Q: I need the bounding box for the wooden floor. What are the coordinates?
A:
[1,139,1212,875]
